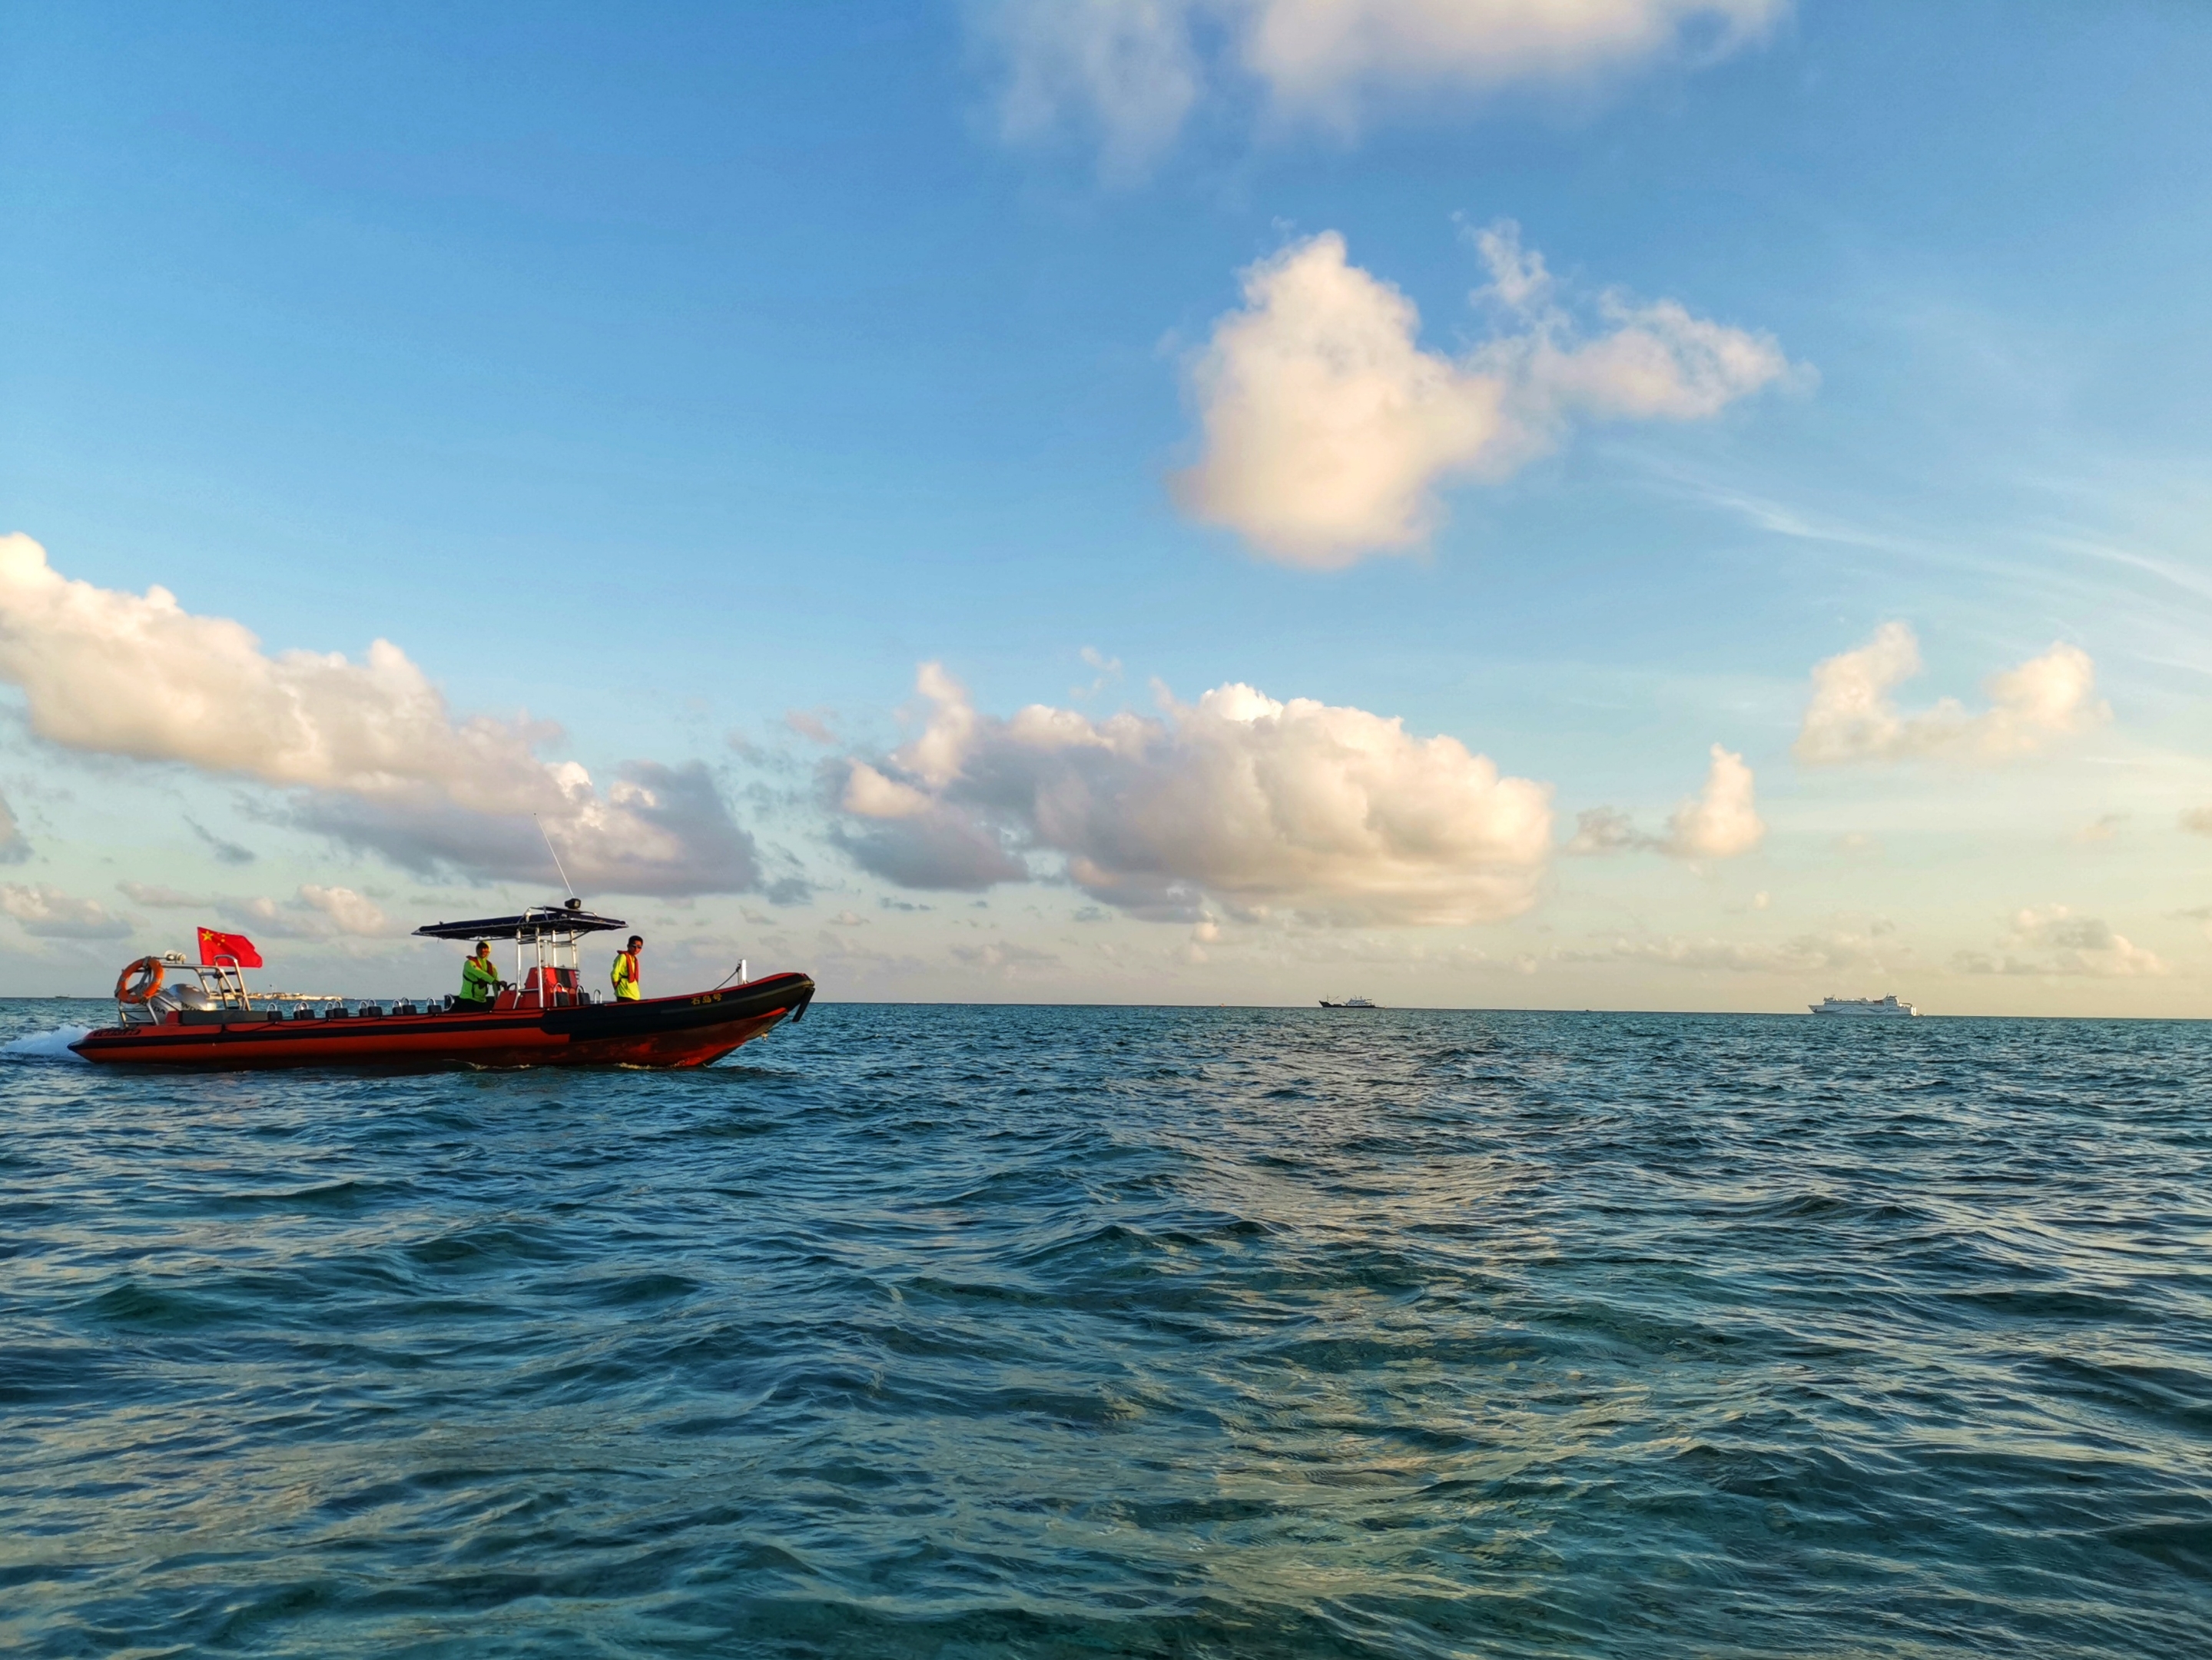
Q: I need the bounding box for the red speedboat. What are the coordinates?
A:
[71,901,814,1071]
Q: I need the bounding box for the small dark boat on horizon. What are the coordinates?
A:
[70,901,813,1071]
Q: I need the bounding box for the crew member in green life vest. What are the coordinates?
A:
[458,941,503,1008]
[612,935,644,1001]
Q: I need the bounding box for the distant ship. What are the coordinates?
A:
[1810,994,1917,1017]
[1319,996,1379,1009]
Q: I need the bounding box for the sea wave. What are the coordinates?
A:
[2,999,2207,1658]
[0,1024,89,1061]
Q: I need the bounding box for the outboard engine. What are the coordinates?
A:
[144,981,217,1021]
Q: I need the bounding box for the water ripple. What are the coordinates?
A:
[2,1000,2209,1656]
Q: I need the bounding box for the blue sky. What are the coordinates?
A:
[5,2,2212,1011]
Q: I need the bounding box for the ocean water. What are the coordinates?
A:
[3,998,2209,1658]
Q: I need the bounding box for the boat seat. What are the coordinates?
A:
[519,967,579,1008]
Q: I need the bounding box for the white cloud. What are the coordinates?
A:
[1794,622,2110,765]
[1566,745,1763,860]
[1073,646,1123,699]
[297,885,394,937]
[1,882,132,940]
[1173,227,1795,566]
[1564,928,1883,974]
[1663,743,1764,858]
[981,0,1784,165]
[197,893,363,941]
[837,661,1553,925]
[287,759,762,898]
[987,0,1205,176]
[1245,0,1783,118]
[950,940,1062,974]
[842,762,935,819]
[1955,905,2164,978]
[0,793,28,864]
[0,536,762,896]
[219,895,322,941]
[112,881,393,940]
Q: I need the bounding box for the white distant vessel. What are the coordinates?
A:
[1810,994,1917,1017]
[1319,996,1379,1009]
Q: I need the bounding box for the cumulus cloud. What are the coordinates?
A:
[1794,622,2109,765]
[219,889,393,942]
[837,661,1553,925]
[0,883,132,940]
[287,759,760,896]
[1664,744,1764,858]
[138,889,387,944]
[208,896,323,941]
[111,880,393,939]
[1565,745,1763,860]
[1174,227,1795,565]
[982,0,1783,166]
[0,536,760,896]
[0,792,28,864]
[296,885,394,937]
[1955,905,2164,978]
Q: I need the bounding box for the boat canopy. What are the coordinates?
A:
[413,901,628,941]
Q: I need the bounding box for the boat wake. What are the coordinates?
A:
[2,1026,91,1063]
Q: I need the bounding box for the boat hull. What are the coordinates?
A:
[69,974,814,1071]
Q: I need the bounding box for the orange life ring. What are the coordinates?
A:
[114,956,165,1004]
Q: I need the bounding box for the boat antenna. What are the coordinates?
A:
[535,815,576,901]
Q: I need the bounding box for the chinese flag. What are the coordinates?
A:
[197,927,263,968]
